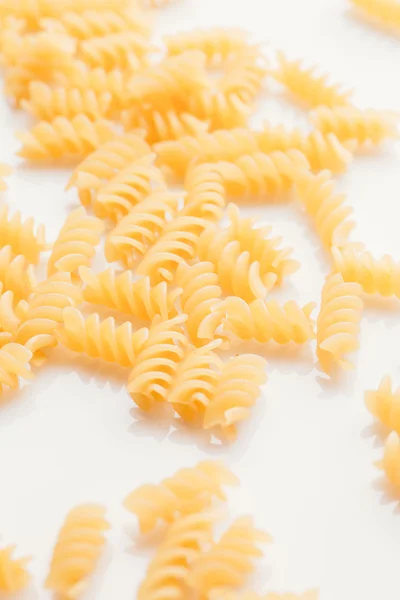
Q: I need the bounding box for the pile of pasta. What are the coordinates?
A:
[0,460,319,598]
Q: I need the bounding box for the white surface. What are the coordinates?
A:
[1,0,400,598]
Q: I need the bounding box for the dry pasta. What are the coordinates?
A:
[219,48,268,104]
[124,460,238,533]
[164,28,250,65]
[122,107,209,143]
[188,88,252,130]
[0,342,34,394]
[0,163,11,190]
[350,0,400,30]
[0,546,30,593]
[79,32,153,71]
[376,431,400,487]
[0,0,132,21]
[45,504,110,599]
[0,245,36,301]
[365,376,400,433]
[0,284,22,336]
[0,205,47,263]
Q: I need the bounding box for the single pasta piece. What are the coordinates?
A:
[21,81,111,120]
[365,376,400,433]
[79,267,181,321]
[16,115,115,161]
[296,172,355,251]
[0,245,36,301]
[137,511,216,600]
[0,546,30,593]
[0,284,23,337]
[175,262,225,346]
[376,431,400,487]
[219,48,268,104]
[350,0,400,30]
[47,207,104,281]
[273,52,351,108]
[16,273,83,365]
[188,516,271,596]
[0,163,12,190]
[0,205,47,264]
[310,106,399,146]
[0,342,34,393]
[127,315,188,411]
[79,31,153,70]
[123,460,238,533]
[94,153,166,222]
[164,28,250,66]
[105,190,179,266]
[122,107,209,143]
[221,297,316,345]
[316,272,363,374]
[188,88,252,130]
[57,307,149,367]
[332,246,400,298]
[45,504,110,599]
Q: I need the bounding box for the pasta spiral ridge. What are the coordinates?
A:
[122,107,209,144]
[182,162,238,221]
[0,205,47,263]
[124,460,238,533]
[79,267,181,322]
[365,376,400,434]
[350,0,400,30]
[16,115,115,160]
[80,32,153,70]
[47,207,104,280]
[376,431,400,487]
[0,546,30,593]
[219,48,268,104]
[188,88,251,130]
[0,245,36,301]
[45,504,110,599]
[164,28,250,66]
[0,0,132,21]
[105,190,179,266]
[0,342,34,394]
[0,284,23,338]
[316,272,363,374]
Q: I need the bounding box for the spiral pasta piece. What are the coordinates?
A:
[0,205,46,264]
[127,315,188,411]
[189,88,251,130]
[165,28,250,65]
[45,504,110,599]
[0,245,36,301]
[0,546,30,593]
[16,114,115,160]
[0,342,33,393]
[58,307,149,367]
[0,284,22,337]
[316,272,363,374]
[47,207,104,281]
[189,516,271,596]
[105,190,179,266]
[274,52,351,108]
[137,511,216,600]
[350,0,400,30]
[0,163,11,190]
[94,153,166,222]
[124,460,238,533]
[365,376,400,434]
[80,31,153,70]
[122,107,209,143]
[221,297,316,345]
[296,171,355,250]
[219,48,268,104]
[21,81,111,120]
[376,431,400,487]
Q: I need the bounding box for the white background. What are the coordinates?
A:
[1,0,400,598]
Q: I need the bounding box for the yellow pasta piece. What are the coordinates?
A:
[0,546,30,593]
[122,107,209,143]
[0,205,47,264]
[47,207,104,281]
[0,342,34,393]
[274,52,351,108]
[0,284,22,336]
[94,153,166,222]
[296,171,355,251]
[365,376,400,433]
[127,315,188,411]
[316,272,363,374]
[183,162,239,221]
[58,307,149,367]
[45,504,110,599]
[311,106,399,145]
[188,516,271,596]
[164,28,251,66]
[79,31,153,71]
[332,246,400,298]
[0,245,36,301]
[221,297,316,344]
[124,459,238,533]
[21,81,111,120]
[350,0,400,30]
[105,190,179,266]
[16,115,115,161]
[376,431,400,487]
[0,163,12,190]
[219,48,268,105]
[188,88,252,130]
[79,266,181,321]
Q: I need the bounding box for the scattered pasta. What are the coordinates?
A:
[0,245,36,301]
[0,342,34,394]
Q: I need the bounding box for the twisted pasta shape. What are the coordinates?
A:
[221,297,316,344]
[274,52,351,108]
[376,431,400,487]
[165,28,250,66]
[45,504,110,599]
[296,171,355,250]
[311,106,399,145]
[124,460,237,533]
[0,205,46,263]
[182,162,234,221]
[332,246,400,298]
[188,88,251,130]
[105,190,179,266]
[176,262,225,346]
[127,315,188,411]
[219,48,268,104]
[16,115,115,161]
[137,511,216,600]
[58,307,149,367]
[188,516,271,596]
[0,163,11,190]
[79,266,181,322]
[80,31,152,71]
[21,81,111,120]
[365,376,400,433]
[204,354,267,439]
[47,207,104,281]
[94,153,166,222]
[350,0,400,30]
[137,215,211,284]
[0,342,34,394]
[0,245,36,301]
[122,107,209,143]
[0,284,22,338]
[316,272,363,374]
[0,546,30,593]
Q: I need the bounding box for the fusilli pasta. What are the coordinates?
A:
[188,88,252,130]
[219,48,268,104]
[0,546,30,593]
[182,161,235,221]
[365,376,400,433]
[376,431,400,487]
[80,31,153,71]
[122,107,209,143]
[164,28,250,66]
[0,245,36,301]
[0,204,47,263]
[0,342,33,394]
